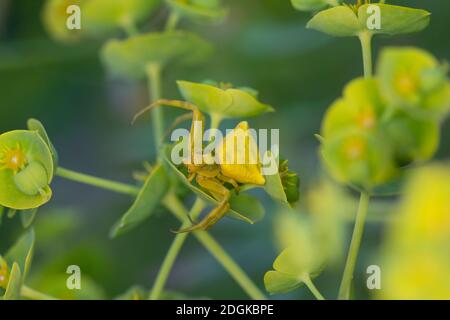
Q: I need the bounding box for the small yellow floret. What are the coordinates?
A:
[0,144,27,174]
[395,73,417,96]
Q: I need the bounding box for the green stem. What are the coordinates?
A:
[358,32,373,78]
[302,275,325,300]
[210,114,223,131]
[146,64,164,158]
[56,167,266,300]
[21,285,58,300]
[163,193,267,300]
[149,198,205,300]
[338,191,370,300]
[56,167,139,196]
[165,11,180,31]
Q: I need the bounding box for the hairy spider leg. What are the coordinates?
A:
[173,176,230,233]
[133,99,205,163]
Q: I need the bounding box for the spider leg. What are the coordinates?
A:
[173,176,230,233]
[217,173,240,194]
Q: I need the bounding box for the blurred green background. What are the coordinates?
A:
[0,0,449,299]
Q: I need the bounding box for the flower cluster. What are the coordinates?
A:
[320,47,450,190]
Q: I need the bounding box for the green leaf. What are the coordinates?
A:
[0,206,4,224]
[83,0,162,36]
[228,193,265,224]
[20,208,38,229]
[274,247,312,277]
[264,270,301,294]
[110,165,170,238]
[291,0,338,12]
[166,0,227,24]
[163,145,264,224]
[177,80,274,119]
[5,228,35,282]
[101,31,213,79]
[3,263,22,300]
[264,171,289,205]
[358,4,430,35]
[307,6,360,37]
[27,118,59,168]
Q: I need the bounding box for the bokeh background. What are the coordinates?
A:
[0,0,449,299]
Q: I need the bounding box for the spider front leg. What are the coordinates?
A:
[173,176,230,233]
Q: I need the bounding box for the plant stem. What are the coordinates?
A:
[358,32,373,78]
[302,275,325,300]
[56,167,266,300]
[56,167,139,196]
[149,198,205,300]
[165,11,180,31]
[21,285,58,300]
[163,193,267,300]
[338,191,370,300]
[210,114,223,131]
[146,63,164,157]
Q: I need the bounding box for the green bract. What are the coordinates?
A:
[101,31,213,79]
[0,131,54,210]
[377,47,450,118]
[358,4,430,36]
[110,165,170,238]
[1,229,35,300]
[322,78,385,139]
[42,0,86,43]
[166,0,227,24]
[320,129,396,189]
[307,4,430,37]
[177,80,274,119]
[83,0,161,36]
[382,112,439,166]
[291,0,337,12]
[265,215,323,294]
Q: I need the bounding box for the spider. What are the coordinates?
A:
[134,99,266,233]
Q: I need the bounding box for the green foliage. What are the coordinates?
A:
[0,229,35,299]
[264,209,331,295]
[358,4,430,36]
[290,0,336,12]
[0,131,54,210]
[110,165,170,238]
[166,0,227,24]
[3,263,21,300]
[5,229,36,282]
[319,48,449,191]
[27,119,59,168]
[177,80,274,119]
[307,4,430,38]
[378,47,450,118]
[307,5,361,37]
[101,31,213,79]
[83,0,162,36]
